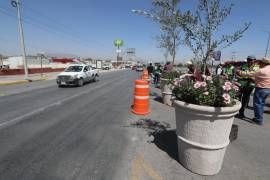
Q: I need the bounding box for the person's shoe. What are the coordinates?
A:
[252,118,263,125]
[235,113,246,119]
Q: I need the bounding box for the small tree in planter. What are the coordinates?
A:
[172,0,250,175]
[182,0,250,73]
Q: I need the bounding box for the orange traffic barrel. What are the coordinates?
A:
[141,70,150,81]
[132,79,150,115]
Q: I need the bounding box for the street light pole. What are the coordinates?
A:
[12,0,28,79]
[265,32,270,57]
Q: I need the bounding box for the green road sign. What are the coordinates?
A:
[114,39,124,47]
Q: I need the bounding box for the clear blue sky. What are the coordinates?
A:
[0,0,270,63]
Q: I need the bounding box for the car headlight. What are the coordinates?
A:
[70,75,78,79]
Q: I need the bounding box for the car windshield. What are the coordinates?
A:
[65,66,83,72]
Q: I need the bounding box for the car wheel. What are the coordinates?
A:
[58,84,63,88]
[77,78,84,87]
[93,75,97,82]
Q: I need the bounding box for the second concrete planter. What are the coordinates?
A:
[160,78,173,106]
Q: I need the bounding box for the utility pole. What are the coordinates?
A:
[265,32,270,57]
[12,0,28,78]
[0,54,3,66]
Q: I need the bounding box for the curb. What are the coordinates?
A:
[0,80,29,86]
[0,76,49,86]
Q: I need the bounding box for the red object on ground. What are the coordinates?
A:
[132,80,150,115]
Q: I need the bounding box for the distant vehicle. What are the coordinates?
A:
[125,64,132,68]
[136,65,143,71]
[56,65,98,87]
[102,63,112,70]
[132,65,137,70]
[0,65,9,69]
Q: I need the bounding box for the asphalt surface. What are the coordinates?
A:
[0,70,138,180]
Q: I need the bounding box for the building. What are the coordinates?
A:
[3,56,82,69]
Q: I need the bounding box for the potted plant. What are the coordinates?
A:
[160,70,181,106]
[173,76,241,175]
[170,0,250,175]
[134,0,250,176]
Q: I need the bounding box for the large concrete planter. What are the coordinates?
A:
[174,100,241,175]
[160,78,173,106]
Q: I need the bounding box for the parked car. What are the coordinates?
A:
[56,65,98,87]
[102,63,111,70]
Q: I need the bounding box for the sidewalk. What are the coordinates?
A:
[124,85,270,180]
[0,72,59,85]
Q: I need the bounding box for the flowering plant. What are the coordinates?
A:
[173,76,239,107]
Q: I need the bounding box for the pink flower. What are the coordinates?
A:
[223,93,231,104]
[223,85,231,91]
[194,81,201,89]
[175,79,184,86]
[201,82,207,88]
[224,81,232,87]
[233,85,239,91]
[203,92,209,96]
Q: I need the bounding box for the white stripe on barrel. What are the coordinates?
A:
[135,85,149,88]
[134,96,149,99]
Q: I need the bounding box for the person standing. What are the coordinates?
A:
[237,57,270,125]
[164,61,173,71]
[154,64,162,85]
[235,55,259,119]
[147,63,154,74]
[215,64,223,75]
[147,63,154,82]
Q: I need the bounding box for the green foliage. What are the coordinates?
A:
[173,76,238,107]
[182,0,251,63]
[161,70,181,80]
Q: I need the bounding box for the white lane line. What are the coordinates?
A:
[0,78,117,130]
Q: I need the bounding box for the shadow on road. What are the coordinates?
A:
[130,119,179,162]
[149,129,179,162]
[150,91,163,104]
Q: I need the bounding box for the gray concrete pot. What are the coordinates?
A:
[162,91,173,106]
[174,100,241,175]
[160,78,174,106]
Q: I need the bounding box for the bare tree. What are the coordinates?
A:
[151,0,184,65]
[155,33,172,62]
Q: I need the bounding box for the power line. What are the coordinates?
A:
[0,8,89,47]
[20,3,113,50]
[0,7,114,56]
[21,3,113,49]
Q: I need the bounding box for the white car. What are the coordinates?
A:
[136,65,143,71]
[102,63,112,70]
[56,65,98,87]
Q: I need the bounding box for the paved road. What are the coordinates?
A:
[0,70,138,180]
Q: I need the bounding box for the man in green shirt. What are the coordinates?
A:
[236,55,259,119]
